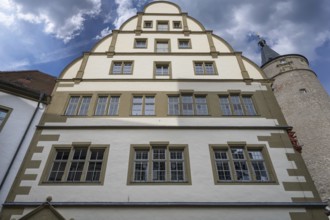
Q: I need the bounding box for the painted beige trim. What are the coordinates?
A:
[135,12,143,35]
[290,208,329,220]
[242,55,268,79]
[107,30,119,57]
[76,52,90,79]
[0,105,13,132]
[182,13,190,36]
[235,52,250,79]
[19,203,66,220]
[127,143,191,185]
[206,31,218,58]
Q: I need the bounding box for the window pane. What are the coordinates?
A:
[86,149,104,182]
[230,96,244,115]
[0,109,8,125]
[67,148,87,181]
[134,150,149,182]
[156,64,169,75]
[123,62,132,74]
[219,96,232,115]
[231,148,250,181]
[179,40,189,48]
[249,150,269,181]
[204,63,215,74]
[156,42,169,52]
[144,96,155,115]
[132,96,143,115]
[48,149,70,182]
[112,62,122,74]
[136,40,146,48]
[194,63,204,75]
[214,150,232,181]
[65,96,80,115]
[168,96,180,115]
[195,96,208,115]
[182,95,193,115]
[242,96,256,116]
[157,23,168,31]
[108,96,120,115]
[95,96,108,116]
[78,96,91,116]
[170,150,184,181]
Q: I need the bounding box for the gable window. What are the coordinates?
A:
[65,96,92,116]
[168,95,208,116]
[178,39,191,49]
[173,21,182,29]
[155,40,170,53]
[129,144,190,184]
[194,61,217,75]
[210,146,272,183]
[157,21,169,31]
[46,145,108,183]
[219,95,257,116]
[135,39,147,48]
[0,106,12,131]
[144,20,152,28]
[95,95,120,116]
[111,61,133,75]
[132,95,155,116]
[155,62,170,76]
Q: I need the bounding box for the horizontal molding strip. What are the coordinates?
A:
[37,125,292,130]
[4,201,327,208]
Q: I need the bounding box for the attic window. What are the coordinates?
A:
[144,21,152,28]
[279,59,287,64]
[299,88,307,94]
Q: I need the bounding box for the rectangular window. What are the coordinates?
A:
[219,95,257,116]
[135,39,147,48]
[168,95,208,116]
[47,146,106,183]
[155,63,170,76]
[156,40,170,53]
[132,95,155,116]
[173,21,182,29]
[194,61,217,75]
[144,20,152,28]
[178,39,191,49]
[157,21,169,31]
[210,146,272,183]
[95,95,120,116]
[65,96,91,116]
[130,144,190,184]
[0,106,12,131]
[111,61,133,75]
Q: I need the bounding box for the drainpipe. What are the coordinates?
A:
[0,93,45,190]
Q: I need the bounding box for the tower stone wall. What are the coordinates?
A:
[262,54,330,201]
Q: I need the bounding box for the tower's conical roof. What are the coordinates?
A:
[258,38,280,66]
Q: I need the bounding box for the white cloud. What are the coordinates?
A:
[94,27,112,40]
[113,0,137,29]
[0,0,102,43]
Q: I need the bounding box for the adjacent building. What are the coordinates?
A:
[1,2,327,220]
[259,38,330,201]
[0,70,56,211]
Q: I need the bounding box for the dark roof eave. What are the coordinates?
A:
[261,54,309,68]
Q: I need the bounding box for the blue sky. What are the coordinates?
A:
[0,0,329,94]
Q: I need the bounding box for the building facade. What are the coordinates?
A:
[1,2,327,220]
[259,39,330,201]
[0,70,56,211]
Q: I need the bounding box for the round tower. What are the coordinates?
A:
[259,39,330,201]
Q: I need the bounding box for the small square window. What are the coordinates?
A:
[178,39,191,49]
[135,39,147,48]
[157,21,169,31]
[144,21,152,28]
[173,21,182,29]
[155,62,170,76]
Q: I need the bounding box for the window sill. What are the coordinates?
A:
[40,181,103,185]
[215,180,277,185]
[221,115,261,117]
[128,181,191,185]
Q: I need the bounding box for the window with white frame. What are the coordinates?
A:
[155,63,170,76]
[211,146,271,183]
[157,21,169,31]
[156,40,170,53]
[194,61,217,75]
[219,95,257,116]
[47,147,106,183]
[135,39,147,48]
[132,95,155,116]
[111,61,133,75]
[94,95,120,116]
[65,96,92,116]
[130,145,189,183]
[168,95,208,116]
